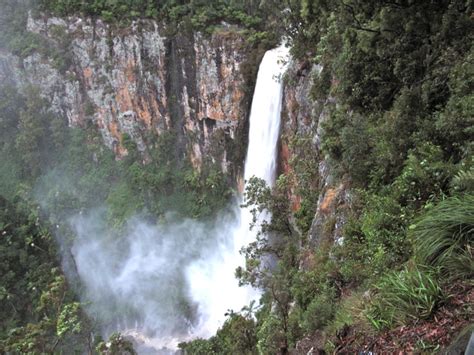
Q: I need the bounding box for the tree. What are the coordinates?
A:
[15,87,49,178]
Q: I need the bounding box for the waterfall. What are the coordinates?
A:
[244,44,290,186]
[66,44,289,353]
[186,43,290,337]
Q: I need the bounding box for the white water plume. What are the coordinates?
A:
[185,43,290,336]
[65,44,289,352]
[69,210,238,352]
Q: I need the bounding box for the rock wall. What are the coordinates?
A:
[0,14,257,177]
[0,11,351,245]
[280,60,351,248]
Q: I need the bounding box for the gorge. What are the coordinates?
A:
[0,1,472,354]
[68,43,290,353]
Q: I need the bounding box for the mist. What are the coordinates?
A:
[65,205,250,350]
[0,0,289,347]
[61,45,288,352]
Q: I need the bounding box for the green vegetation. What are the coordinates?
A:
[38,0,285,46]
[0,82,233,351]
[96,333,136,354]
[366,266,445,330]
[183,0,473,353]
[412,195,474,279]
[286,134,320,235]
[1,0,472,353]
[179,311,257,354]
[0,196,93,353]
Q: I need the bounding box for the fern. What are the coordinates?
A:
[451,167,474,193]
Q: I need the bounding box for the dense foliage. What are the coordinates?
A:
[37,0,287,47]
[0,196,94,353]
[41,0,262,25]
[0,82,232,352]
[1,0,473,353]
[182,0,473,353]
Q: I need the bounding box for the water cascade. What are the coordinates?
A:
[68,44,289,353]
[186,43,290,336]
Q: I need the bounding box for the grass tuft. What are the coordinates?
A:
[411,194,474,279]
[365,266,445,330]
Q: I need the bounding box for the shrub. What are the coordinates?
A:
[451,164,474,194]
[256,314,286,355]
[301,290,336,333]
[333,193,411,283]
[178,338,217,355]
[360,194,411,274]
[324,291,373,351]
[96,333,136,355]
[392,143,454,207]
[214,314,257,355]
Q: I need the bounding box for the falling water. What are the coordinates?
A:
[186,43,290,337]
[65,44,290,353]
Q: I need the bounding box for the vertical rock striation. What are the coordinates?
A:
[0,14,256,177]
[280,60,351,248]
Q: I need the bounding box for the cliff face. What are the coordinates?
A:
[0,14,256,176]
[0,11,348,244]
[280,61,351,249]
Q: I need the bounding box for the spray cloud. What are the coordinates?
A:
[63,44,290,351]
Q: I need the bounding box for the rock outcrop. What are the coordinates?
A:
[280,60,351,248]
[0,14,258,177]
[0,11,351,246]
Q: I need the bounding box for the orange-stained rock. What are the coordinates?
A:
[116,86,133,113]
[280,141,290,174]
[83,67,93,86]
[108,119,128,157]
[137,97,153,128]
[17,14,250,179]
[320,188,338,214]
[236,175,245,194]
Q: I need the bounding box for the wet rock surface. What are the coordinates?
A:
[280,60,350,247]
[1,14,257,177]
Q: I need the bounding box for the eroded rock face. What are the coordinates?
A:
[280,60,351,248]
[1,14,254,176]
